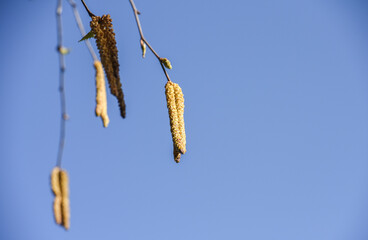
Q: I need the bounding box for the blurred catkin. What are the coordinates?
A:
[51,167,62,224]
[94,60,109,127]
[60,170,70,230]
[165,81,186,161]
[50,167,70,230]
[90,14,126,118]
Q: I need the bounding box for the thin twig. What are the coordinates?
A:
[56,0,67,167]
[68,0,98,61]
[129,0,172,82]
[81,0,95,18]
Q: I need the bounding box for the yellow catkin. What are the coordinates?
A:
[94,60,109,127]
[173,83,186,153]
[60,170,70,230]
[51,167,62,224]
[51,167,61,196]
[165,81,186,159]
[50,167,70,230]
[53,196,62,225]
[61,198,70,230]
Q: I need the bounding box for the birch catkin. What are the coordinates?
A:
[60,170,70,230]
[51,167,62,224]
[90,14,126,118]
[173,83,186,153]
[50,167,70,230]
[165,81,186,161]
[94,60,109,127]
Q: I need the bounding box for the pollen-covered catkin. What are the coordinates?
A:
[60,170,70,230]
[90,14,126,118]
[165,81,186,160]
[173,83,186,153]
[94,60,109,127]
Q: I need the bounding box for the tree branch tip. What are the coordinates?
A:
[81,0,95,17]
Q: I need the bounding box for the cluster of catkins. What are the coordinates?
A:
[90,14,126,118]
[51,9,187,230]
[88,13,187,162]
[51,167,70,230]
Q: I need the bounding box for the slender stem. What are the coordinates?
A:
[129,0,144,38]
[67,0,98,61]
[81,0,95,17]
[129,0,172,82]
[56,0,67,167]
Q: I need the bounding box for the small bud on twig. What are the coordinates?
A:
[140,39,146,58]
[160,58,172,69]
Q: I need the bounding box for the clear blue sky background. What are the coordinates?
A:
[0,0,367,239]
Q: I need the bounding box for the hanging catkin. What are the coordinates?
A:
[50,167,70,230]
[90,14,126,118]
[51,167,62,225]
[94,60,109,127]
[60,170,70,230]
[165,81,186,161]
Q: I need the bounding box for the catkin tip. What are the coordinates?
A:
[174,145,181,163]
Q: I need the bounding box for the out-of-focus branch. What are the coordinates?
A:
[129,0,172,82]
[56,0,68,167]
[67,0,98,61]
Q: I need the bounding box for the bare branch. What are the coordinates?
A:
[129,0,172,82]
[56,0,68,167]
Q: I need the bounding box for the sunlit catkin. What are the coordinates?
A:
[60,170,70,230]
[165,81,186,160]
[51,167,61,196]
[50,167,70,230]
[94,60,109,127]
[173,83,186,153]
[90,14,126,118]
[51,167,62,224]
[53,196,62,225]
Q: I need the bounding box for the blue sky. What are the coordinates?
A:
[0,0,368,239]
